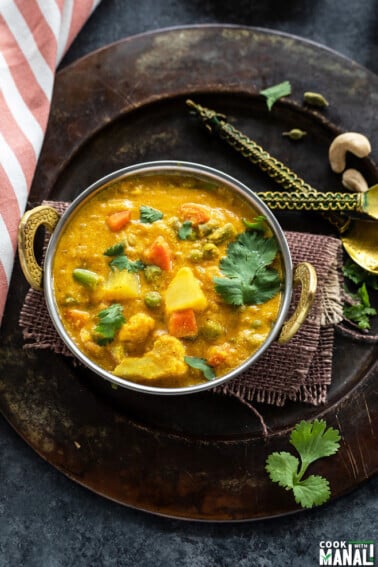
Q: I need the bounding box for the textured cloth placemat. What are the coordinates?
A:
[19,201,344,419]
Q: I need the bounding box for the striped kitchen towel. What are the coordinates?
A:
[0,0,102,326]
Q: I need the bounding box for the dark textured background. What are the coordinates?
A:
[1,1,377,565]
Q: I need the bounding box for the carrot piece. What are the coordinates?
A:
[106,210,131,231]
[168,309,198,338]
[65,308,90,328]
[207,343,232,367]
[178,203,210,225]
[145,236,172,271]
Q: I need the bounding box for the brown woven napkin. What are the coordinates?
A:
[19,202,344,414]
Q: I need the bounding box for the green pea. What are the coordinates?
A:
[250,319,262,329]
[201,320,224,340]
[144,291,162,309]
[202,243,219,259]
[188,249,203,263]
[144,265,162,283]
[208,223,236,244]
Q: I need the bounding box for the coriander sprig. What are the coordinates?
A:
[94,303,125,345]
[139,205,164,224]
[342,259,378,330]
[213,230,281,306]
[265,419,341,509]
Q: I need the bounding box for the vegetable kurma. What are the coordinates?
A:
[53,173,283,387]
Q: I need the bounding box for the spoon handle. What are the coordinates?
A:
[258,190,361,213]
[187,99,351,232]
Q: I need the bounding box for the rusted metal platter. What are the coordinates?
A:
[0,26,377,521]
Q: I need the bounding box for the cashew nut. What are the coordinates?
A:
[328,132,371,173]
[342,168,369,193]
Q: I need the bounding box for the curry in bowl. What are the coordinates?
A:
[51,168,284,388]
[19,162,316,393]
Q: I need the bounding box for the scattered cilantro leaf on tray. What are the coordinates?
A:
[94,303,125,345]
[213,230,281,306]
[292,476,331,508]
[342,259,377,330]
[140,205,164,223]
[260,80,292,111]
[342,258,378,290]
[343,283,377,330]
[109,255,145,273]
[266,419,340,509]
[264,452,299,489]
[184,356,215,381]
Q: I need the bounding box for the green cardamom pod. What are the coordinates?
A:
[282,128,307,140]
[303,91,329,108]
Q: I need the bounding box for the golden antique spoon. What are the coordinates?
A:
[257,187,378,220]
[187,99,378,274]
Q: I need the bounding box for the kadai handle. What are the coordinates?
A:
[278,262,317,344]
[18,205,60,291]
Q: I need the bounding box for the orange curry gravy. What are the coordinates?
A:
[53,173,283,387]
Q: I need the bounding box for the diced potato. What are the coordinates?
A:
[118,313,155,343]
[98,271,140,301]
[165,267,207,314]
[114,335,187,380]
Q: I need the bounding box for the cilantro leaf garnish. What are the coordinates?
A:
[266,419,340,509]
[109,255,145,273]
[290,419,341,468]
[140,205,163,224]
[260,80,292,111]
[342,258,378,290]
[343,283,377,330]
[103,243,125,257]
[265,452,299,489]
[178,220,194,240]
[213,230,281,305]
[242,215,267,232]
[184,356,215,381]
[342,259,377,330]
[292,475,331,508]
[94,303,125,345]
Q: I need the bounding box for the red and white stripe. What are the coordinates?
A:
[0,0,102,325]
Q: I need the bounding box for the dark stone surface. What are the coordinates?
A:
[1,1,377,565]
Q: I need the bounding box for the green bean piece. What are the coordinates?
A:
[72,268,100,289]
[201,320,224,340]
[144,291,162,309]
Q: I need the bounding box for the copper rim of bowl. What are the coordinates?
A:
[44,160,293,396]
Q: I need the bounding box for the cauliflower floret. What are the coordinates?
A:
[118,312,155,344]
[114,335,187,380]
